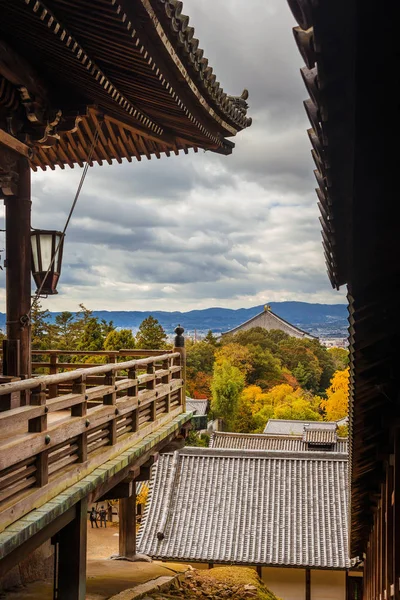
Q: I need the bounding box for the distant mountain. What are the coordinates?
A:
[0,301,349,338]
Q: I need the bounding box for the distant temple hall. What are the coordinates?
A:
[222,305,316,339]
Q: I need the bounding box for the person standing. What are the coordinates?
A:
[89,507,98,528]
[99,505,107,527]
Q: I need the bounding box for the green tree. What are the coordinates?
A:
[186,340,215,374]
[277,338,322,393]
[136,316,168,349]
[246,344,283,389]
[211,359,245,430]
[203,330,219,347]
[54,311,77,351]
[77,317,106,351]
[327,347,349,371]
[104,329,136,351]
[31,300,55,350]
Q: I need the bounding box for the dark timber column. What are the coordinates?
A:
[119,495,136,558]
[305,569,310,600]
[3,157,31,379]
[393,433,400,600]
[58,499,87,600]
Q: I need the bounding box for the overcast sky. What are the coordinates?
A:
[0,0,346,313]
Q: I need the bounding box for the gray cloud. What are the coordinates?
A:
[0,0,346,313]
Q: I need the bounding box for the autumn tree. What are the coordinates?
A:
[186,371,213,399]
[104,329,136,351]
[211,359,245,429]
[215,343,253,376]
[233,398,257,433]
[320,368,350,421]
[136,316,168,349]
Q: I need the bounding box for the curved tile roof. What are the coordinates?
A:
[138,447,350,569]
[209,431,348,453]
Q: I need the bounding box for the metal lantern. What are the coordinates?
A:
[30,230,65,295]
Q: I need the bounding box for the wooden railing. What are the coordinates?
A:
[0,349,185,531]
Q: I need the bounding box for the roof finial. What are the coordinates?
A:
[264,304,271,312]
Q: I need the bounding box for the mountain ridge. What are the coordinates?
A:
[0,301,348,338]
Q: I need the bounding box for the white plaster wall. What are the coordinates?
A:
[262,567,306,600]
[311,570,346,600]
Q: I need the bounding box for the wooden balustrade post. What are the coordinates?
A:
[174,325,186,412]
[48,354,59,398]
[146,362,156,420]
[163,358,171,413]
[29,382,49,487]
[104,365,117,444]
[72,375,87,462]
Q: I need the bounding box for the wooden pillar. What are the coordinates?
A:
[173,325,186,412]
[386,458,394,599]
[119,495,136,558]
[305,568,311,600]
[394,432,400,600]
[3,157,31,380]
[57,499,87,600]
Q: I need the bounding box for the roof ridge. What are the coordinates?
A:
[175,446,348,461]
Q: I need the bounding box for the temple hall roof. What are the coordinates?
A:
[137,447,350,569]
[186,398,209,416]
[0,0,251,170]
[263,418,337,435]
[221,306,315,339]
[209,431,348,453]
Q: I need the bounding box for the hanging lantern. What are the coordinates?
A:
[30,230,65,295]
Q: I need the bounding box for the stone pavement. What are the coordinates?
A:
[0,560,188,600]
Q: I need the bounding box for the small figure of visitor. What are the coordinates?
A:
[99,505,107,527]
[89,507,98,528]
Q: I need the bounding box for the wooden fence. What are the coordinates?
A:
[0,349,185,531]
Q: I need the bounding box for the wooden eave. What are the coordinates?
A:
[0,0,251,169]
[288,0,356,289]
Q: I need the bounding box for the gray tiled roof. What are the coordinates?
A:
[209,431,348,453]
[263,419,337,435]
[303,425,337,445]
[186,398,209,416]
[137,447,350,569]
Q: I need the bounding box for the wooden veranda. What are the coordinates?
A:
[0,1,250,597]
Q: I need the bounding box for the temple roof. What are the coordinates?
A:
[186,397,209,416]
[221,307,316,339]
[209,431,348,453]
[0,0,251,170]
[137,447,350,569]
[263,418,337,435]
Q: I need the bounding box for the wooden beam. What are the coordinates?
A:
[0,130,33,159]
[0,507,75,579]
[305,568,311,600]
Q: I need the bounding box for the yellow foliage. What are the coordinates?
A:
[136,483,149,506]
[320,368,349,421]
[215,343,253,375]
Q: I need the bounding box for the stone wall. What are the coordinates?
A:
[0,541,54,593]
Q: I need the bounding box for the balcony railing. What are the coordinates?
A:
[0,349,185,532]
